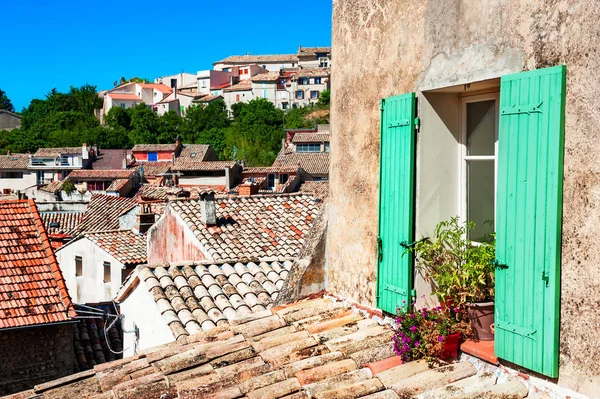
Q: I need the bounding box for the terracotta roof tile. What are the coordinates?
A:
[108,93,142,101]
[194,94,223,103]
[0,154,29,170]
[84,230,147,266]
[171,160,237,172]
[76,194,138,233]
[179,144,212,160]
[138,83,173,94]
[251,72,281,82]
[106,179,129,192]
[39,180,64,194]
[169,194,322,260]
[40,212,84,235]
[0,200,74,329]
[299,181,329,200]
[215,54,299,65]
[34,147,83,157]
[223,80,253,92]
[292,132,331,143]
[132,144,178,152]
[68,169,136,180]
[6,294,507,399]
[92,149,130,170]
[242,166,299,174]
[295,68,331,78]
[273,148,330,176]
[297,46,331,56]
[130,161,172,178]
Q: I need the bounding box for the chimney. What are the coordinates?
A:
[134,203,156,234]
[82,143,88,160]
[6,150,10,156]
[122,151,127,169]
[238,183,258,197]
[199,191,217,226]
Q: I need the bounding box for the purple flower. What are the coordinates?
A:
[414,341,420,347]
[402,343,409,351]
[410,326,417,332]
[453,307,460,313]
[438,336,445,342]
[421,311,427,317]
[409,313,415,319]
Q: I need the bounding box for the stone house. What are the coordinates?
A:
[64,169,139,198]
[0,200,75,395]
[213,54,298,72]
[29,145,94,185]
[55,229,146,304]
[297,46,332,69]
[103,82,173,114]
[327,0,600,395]
[272,127,330,181]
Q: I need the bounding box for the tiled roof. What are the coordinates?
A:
[137,184,172,201]
[223,79,253,92]
[215,54,298,65]
[251,72,281,82]
[230,177,267,193]
[298,46,332,56]
[39,180,64,194]
[6,295,520,399]
[107,93,142,101]
[40,212,84,235]
[0,154,29,170]
[296,68,331,78]
[171,159,237,172]
[138,83,174,94]
[76,194,138,233]
[299,181,330,200]
[131,161,172,177]
[34,147,82,157]
[83,230,147,266]
[170,194,321,260]
[242,166,299,175]
[106,179,129,192]
[68,169,136,180]
[194,94,223,103]
[134,259,293,339]
[92,149,129,170]
[132,144,178,152]
[210,82,231,90]
[292,132,331,143]
[179,144,211,160]
[0,200,73,329]
[273,148,330,176]
[73,313,123,371]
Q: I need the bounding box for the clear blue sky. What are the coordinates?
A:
[1,0,332,111]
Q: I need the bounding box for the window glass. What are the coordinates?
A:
[267,174,276,189]
[467,161,495,241]
[297,143,320,153]
[279,174,289,184]
[467,100,495,156]
[103,262,111,283]
[75,256,82,277]
[324,143,330,153]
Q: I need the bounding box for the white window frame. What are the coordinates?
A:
[458,91,499,240]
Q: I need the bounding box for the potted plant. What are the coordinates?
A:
[409,217,496,341]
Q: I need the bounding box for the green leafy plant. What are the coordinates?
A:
[410,217,496,306]
[61,179,75,195]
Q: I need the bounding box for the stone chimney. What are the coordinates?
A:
[134,203,156,234]
[122,151,127,169]
[199,191,217,226]
[238,183,258,197]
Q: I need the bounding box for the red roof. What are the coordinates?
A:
[68,169,136,180]
[210,82,231,90]
[0,200,74,329]
[108,93,142,101]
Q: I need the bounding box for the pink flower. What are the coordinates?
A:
[438,336,445,342]
[410,326,417,332]
[414,341,420,347]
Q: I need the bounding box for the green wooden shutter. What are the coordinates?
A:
[496,65,566,377]
[377,93,416,314]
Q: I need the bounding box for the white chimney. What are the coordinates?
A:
[199,191,217,226]
[82,143,88,160]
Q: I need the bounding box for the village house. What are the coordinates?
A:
[214,54,298,73]
[272,125,330,180]
[131,141,182,163]
[0,109,22,131]
[75,194,139,234]
[55,229,147,304]
[239,165,302,192]
[325,1,600,396]
[297,46,332,68]
[154,72,197,90]
[172,160,240,190]
[91,149,130,170]
[29,144,94,185]
[0,153,36,195]
[197,69,232,94]
[40,208,84,249]
[290,68,330,107]
[222,79,254,111]
[0,200,76,395]
[63,169,139,199]
[103,82,173,114]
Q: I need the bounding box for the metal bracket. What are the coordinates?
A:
[384,283,407,296]
[492,259,509,269]
[388,119,410,128]
[495,320,537,341]
[542,271,549,287]
[501,101,543,116]
[400,237,429,249]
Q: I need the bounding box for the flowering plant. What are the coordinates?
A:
[392,301,470,363]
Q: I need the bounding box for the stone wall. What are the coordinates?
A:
[330,0,600,394]
[0,111,21,131]
[0,323,74,395]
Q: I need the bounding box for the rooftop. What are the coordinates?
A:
[295,68,331,78]
[40,211,84,235]
[292,132,331,144]
[223,80,253,92]
[34,147,84,157]
[80,230,147,266]
[251,72,282,82]
[131,161,172,177]
[92,149,130,170]
[132,144,179,152]
[138,83,174,94]
[39,180,64,194]
[171,160,237,172]
[298,46,332,56]
[4,295,526,399]
[273,148,330,176]
[67,169,136,180]
[299,181,330,200]
[107,93,142,101]
[215,54,299,65]
[76,194,138,233]
[242,166,300,175]
[0,200,73,329]
[194,94,223,103]
[179,144,212,160]
[0,154,29,170]
[169,194,322,260]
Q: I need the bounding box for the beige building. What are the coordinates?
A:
[213,54,298,72]
[328,0,600,395]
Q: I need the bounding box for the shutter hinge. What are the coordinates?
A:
[414,117,420,129]
[492,259,508,269]
[410,289,416,300]
[542,271,549,287]
[495,320,538,341]
[380,99,385,111]
[377,237,383,262]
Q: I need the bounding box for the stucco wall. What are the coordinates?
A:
[330,0,600,394]
[147,206,207,265]
[0,171,36,193]
[119,279,175,357]
[56,237,132,304]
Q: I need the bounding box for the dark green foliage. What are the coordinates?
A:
[0,88,15,113]
[317,89,330,107]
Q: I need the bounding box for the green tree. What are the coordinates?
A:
[0,89,15,113]
[230,102,245,119]
[105,106,132,130]
[317,89,330,107]
[284,107,313,129]
[181,100,230,152]
[158,110,182,143]
[129,103,160,144]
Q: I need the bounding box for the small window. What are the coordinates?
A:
[282,103,288,110]
[315,77,321,85]
[296,91,304,100]
[236,94,240,102]
[310,91,319,100]
[103,262,111,283]
[0,172,23,179]
[263,89,268,99]
[148,152,158,162]
[309,78,315,85]
[262,65,267,69]
[120,103,126,108]
[267,174,276,190]
[279,174,289,184]
[75,256,83,277]
[296,143,321,153]
[324,143,330,153]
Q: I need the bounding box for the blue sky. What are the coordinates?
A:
[1,0,332,111]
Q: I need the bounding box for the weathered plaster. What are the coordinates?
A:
[330,0,600,394]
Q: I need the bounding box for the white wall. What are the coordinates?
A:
[178,174,228,187]
[119,281,175,357]
[55,237,131,304]
[224,90,254,111]
[0,171,36,193]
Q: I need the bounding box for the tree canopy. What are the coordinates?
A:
[0,89,15,113]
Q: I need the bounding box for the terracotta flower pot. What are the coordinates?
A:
[466,302,494,341]
[440,332,461,359]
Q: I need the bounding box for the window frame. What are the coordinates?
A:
[103,261,111,283]
[75,256,83,277]
[459,91,500,241]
